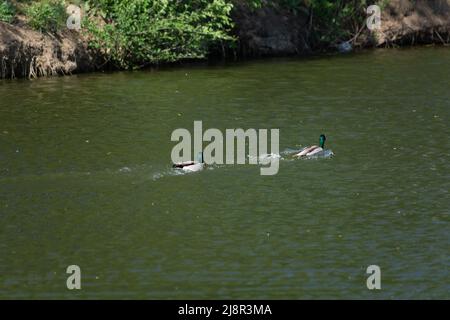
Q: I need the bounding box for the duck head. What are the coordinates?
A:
[319,134,326,148]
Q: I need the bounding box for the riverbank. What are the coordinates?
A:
[1,0,449,79]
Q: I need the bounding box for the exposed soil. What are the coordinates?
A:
[374,0,450,46]
[233,0,450,53]
[0,20,95,79]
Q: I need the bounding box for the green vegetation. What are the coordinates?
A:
[0,1,15,23]
[26,0,66,32]
[7,0,389,69]
[246,0,385,48]
[84,0,235,69]
[307,0,370,47]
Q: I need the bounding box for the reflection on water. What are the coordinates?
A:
[0,47,449,299]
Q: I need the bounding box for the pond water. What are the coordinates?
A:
[0,47,448,299]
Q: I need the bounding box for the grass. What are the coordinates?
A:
[0,1,15,23]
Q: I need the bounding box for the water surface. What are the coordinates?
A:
[0,47,449,299]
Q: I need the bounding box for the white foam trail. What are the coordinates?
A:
[281,148,302,156]
[302,149,334,159]
[152,165,216,180]
[248,153,282,165]
[152,167,185,180]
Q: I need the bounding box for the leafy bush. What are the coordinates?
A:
[84,0,235,69]
[306,0,370,48]
[0,1,15,23]
[26,0,66,32]
[246,0,374,48]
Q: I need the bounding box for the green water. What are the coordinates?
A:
[0,47,449,299]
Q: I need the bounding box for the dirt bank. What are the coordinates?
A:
[0,21,95,79]
[373,0,450,46]
[1,0,449,79]
[233,0,450,54]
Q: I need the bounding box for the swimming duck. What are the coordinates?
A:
[173,152,205,172]
[295,134,327,157]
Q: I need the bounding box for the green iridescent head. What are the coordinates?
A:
[319,134,326,148]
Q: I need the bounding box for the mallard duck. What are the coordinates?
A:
[295,134,327,157]
[173,152,205,172]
